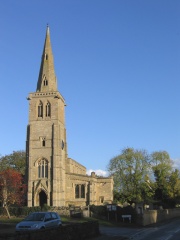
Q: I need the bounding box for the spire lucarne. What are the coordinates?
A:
[36,25,57,92]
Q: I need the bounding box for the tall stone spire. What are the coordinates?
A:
[36,25,57,92]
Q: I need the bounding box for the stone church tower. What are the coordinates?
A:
[26,26,113,207]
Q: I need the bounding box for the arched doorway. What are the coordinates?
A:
[39,190,47,207]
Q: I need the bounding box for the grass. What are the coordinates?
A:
[0,215,107,224]
[0,215,136,228]
[0,217,23,224]
[0,215,71,224]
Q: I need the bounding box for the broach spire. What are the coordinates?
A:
[36,25,57,92]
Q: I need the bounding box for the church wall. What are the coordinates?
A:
[66,158,86,175]
[65,172,113,207]
[65,174,88,206]
[95,178,114,204]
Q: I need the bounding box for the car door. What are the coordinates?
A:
[51,212,60,227]
[44,213,52,228]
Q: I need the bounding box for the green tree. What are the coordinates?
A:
[151,151,175,207]
[169,169,180,199]
[0,151,26,175]
[108,148,152,204]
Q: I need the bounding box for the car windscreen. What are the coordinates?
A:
[25,213,45,221]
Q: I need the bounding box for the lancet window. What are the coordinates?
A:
[43,74,48,86]
[43,79,48,86]
[38,101,43,117]
[45,102,51,117]
[38,159,48,178]
[42,137,46,147]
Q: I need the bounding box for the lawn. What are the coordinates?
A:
[0,215,136,228]
[0,215,70,224]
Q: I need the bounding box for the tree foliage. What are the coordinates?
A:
[151,151,173,203]
[0,169,26,207]
[108,148,180,208]
[0,150,26,175]
[108,148,152,204]
[169,169,180,200]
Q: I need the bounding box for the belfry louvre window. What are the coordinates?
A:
[46,102,51,117]
[43,79,48,86]
[42,74,48,86]
[75,184,85,198]
[38,159,48,178]
[38,101,43,117]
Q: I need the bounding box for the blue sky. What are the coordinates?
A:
[0,0,180,175]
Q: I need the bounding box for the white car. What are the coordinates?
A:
[16,212,62,231]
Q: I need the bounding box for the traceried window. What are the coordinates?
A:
[38,101,43,117]
[75,184,85,198]
[38,159,48,178]
[45,102,51,117]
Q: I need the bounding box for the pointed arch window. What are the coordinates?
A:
[43,79,48,86]
[38,101,43,117]
[42,74,48,86]
[38,159,48,178]
[46,102,51,117]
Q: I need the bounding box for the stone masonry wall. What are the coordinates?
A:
[140,208,180,226]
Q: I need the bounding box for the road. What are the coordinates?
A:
[99,218,180,240]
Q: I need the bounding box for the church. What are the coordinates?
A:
[26,26,113,207]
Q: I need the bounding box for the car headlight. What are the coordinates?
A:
[31,224,39,229]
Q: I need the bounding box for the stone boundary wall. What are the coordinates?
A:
[0,221,99,240]
[141,208,180,226]
[0,206,89,218]
[54,207,90,218]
